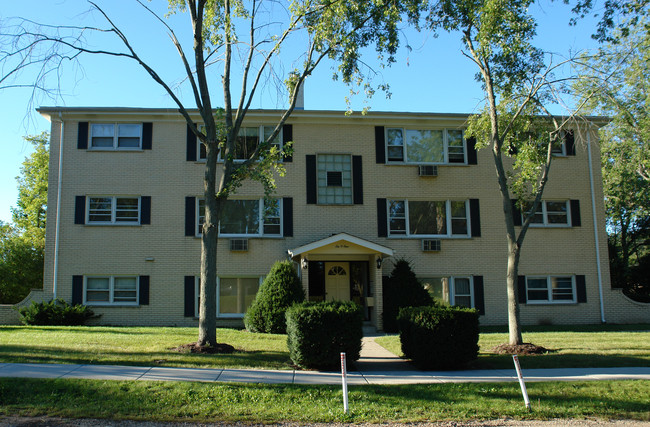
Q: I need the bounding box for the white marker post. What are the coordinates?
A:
[512,355,532,411]
[340,352,349,413]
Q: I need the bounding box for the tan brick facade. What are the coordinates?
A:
[22,107,647,329]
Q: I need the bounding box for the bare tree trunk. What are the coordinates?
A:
[198,142,220,347]
[506,237,523,345]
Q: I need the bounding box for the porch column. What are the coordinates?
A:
[373,254,385,331]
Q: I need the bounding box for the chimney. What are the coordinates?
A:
[294,81,304,110]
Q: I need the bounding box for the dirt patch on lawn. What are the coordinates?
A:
[171,342,235,354]
[491,343,553,355]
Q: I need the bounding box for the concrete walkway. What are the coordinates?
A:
[1,336,649,385]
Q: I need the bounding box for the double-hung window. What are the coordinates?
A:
[85,276,138,305]
[526,276,575,303]
[197,198,282,237]
[194,276,261,317]
[207,126,281,162]
[386,128,466,164]
[523,201,569,227]
[388,200,470,237]
[422,276,474,308]
[87,196,140,224]
[90,123,142,149]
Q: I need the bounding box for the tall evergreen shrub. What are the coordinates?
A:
[244,260,304,334]
[382,259,434,332]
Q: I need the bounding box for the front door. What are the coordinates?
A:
[325,262,350,301]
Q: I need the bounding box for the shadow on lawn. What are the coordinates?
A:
[0,345,293,370]
[470,352,650,370]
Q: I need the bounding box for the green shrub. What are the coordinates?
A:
[286,301,363,369]
[397,305,479,370]
[382,259,434,332]
[17,299,96,326]
[244,260,304,334]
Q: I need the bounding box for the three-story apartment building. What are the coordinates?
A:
[7,107,645,329]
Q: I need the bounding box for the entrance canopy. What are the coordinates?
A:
[287,233,394,260]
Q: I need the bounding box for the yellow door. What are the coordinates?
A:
[325,262,350,301]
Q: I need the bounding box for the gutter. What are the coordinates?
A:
[52,113,64,299]
[587,127,606,323]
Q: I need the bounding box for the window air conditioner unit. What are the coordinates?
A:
[418,165,438,177]
[422,239,441,252]
[229,239,249,251]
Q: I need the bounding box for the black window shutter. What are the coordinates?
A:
[470,199,481,237]
[186,124,197,161]
[77,122,88,149]
[352,155,363,205]
[576,275,587,303]
[184,276,195,317]
[565,130,576,156]
[570,200,581,227]
[518,275,527,303]
[466,136,478,165]
[473,276,485,315]
[142,122,153,150]
[283,197,293,237]
[377,198,387,237]
[185,196,196,236]
[283,124,293,162]
[375,126,386,164]
[140,196,151,225]
[512,199,522,226]
[139,276,150,305]
[306,155,317,204]
[75,196,86,224]
[72,275,83,305]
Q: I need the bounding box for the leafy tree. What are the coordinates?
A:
[569,0,650,42]
[0,222,44,304]
[428,0,575,345]
[1,1,419,347]
[382,258,433,333]
[244,260,304,334]
[0,133,48,304]
[12,132,49,248]
[574,18,650,298]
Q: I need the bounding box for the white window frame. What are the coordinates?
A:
[422,276,474,309]
[196,198,283,237]
[526,275,576,304]
[385,127,467,165]
[524,200,571,228]
[86,196,141,225]
[202,125,282,162]
[83,275,139,306]
[450,277,474,308]
[194,276,263,318]
[89,123,143,150]
[387,199,471,238]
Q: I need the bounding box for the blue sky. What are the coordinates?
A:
[0,0,600,224]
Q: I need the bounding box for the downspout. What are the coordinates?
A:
[52,113,64,299]
[587,127,606,323]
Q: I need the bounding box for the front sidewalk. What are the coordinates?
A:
[2,336,649,385]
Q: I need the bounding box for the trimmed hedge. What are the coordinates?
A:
[398,305,479,370]
[18,299,96,326]
[244,260,305,334]
[286,301,363,369]
[382,259,434,332]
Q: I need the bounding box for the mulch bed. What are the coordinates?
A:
[491,343,552,355]
[171,342,235,354]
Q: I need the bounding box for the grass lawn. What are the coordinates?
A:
[375,324,650,369]
[2,324,650,370]
[1,378,649,423]
[0,326,291,370]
